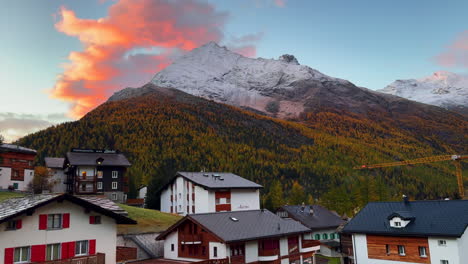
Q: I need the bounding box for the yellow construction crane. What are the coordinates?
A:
[354,155,468,198]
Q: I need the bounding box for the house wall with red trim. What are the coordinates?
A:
[0,200,117,264]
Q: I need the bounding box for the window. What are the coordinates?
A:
[48,214,62,229]
[418,246,427,257]
[438,240,447,246]
[14,246,30,263]
[75,240,89,256]
[112,182,118,189]
[441,260,449,264]
[395,221,401,227]
[314,234,321,240]
[97,182,103,190]
[330,233,335,239]
[90,216,101,224]
[322,233,328,239]
[97,171,103,178]
[112,171,118,178]
[202,246,206,255]
[6,220,20,230]
[386,244,390,255]
[111,193,117,200]
[46,244,61,261]
[215,198,220,205]
[397,245,405,256]
[171,244,174,252]
[213,246,218,257]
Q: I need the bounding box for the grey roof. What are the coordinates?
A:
[45,157,65,169]
[280,205,346,230]
[77,195,129,215]
[159,210,309,243]
[175,172,262,190]
[342,200,468,237]
[0,193,136,224]
[66,151,131,167]
[0,144,36,155]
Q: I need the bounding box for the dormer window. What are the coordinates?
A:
[394,221,401,227]
[388,212,414,228]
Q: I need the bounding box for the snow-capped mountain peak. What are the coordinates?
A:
[379,72,468,114]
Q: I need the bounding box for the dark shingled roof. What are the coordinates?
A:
[0,144,36,155]
[45,157,65,169]
[174,172,262,190]
[0,193,136,224]
[158,210,309,243]
[66,152,131,167]
[342,200,468,237]
[280,205,345,230]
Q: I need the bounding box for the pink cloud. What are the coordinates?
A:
[435,30,468,68]
[274,0,286,7]
[51,0,243,118]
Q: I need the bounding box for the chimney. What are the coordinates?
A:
[309,206,314,215]
[403,194,409,204]
[300,202,305,212]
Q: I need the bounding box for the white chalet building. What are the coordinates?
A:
[0,193,135,264]
[342,198,468,264]
[160,172,262,215]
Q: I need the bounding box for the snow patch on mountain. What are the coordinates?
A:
[379,71,468,113]
[150,42,348,117]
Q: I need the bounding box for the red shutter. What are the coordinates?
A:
[16,219,22,229]
[31,245,46,262]
[89,239,96,254]
[62,213,70,228]
[68,241,75,258]
[4,248,14,264]
[89,216,95,224]
[61,242,69,259]
[39,214,47,230]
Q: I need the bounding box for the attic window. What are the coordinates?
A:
[229,217,239,222]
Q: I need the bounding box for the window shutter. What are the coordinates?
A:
[89,239,96,254]
[61,242,69,259]
[63,213,70,228]
[68,241,75,258]
[89,216,95,224]
[31,245,46,262]
[16,219,22,229]
[39,214,47,230]
[4,248,14,264]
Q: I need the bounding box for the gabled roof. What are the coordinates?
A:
[45,157,65,169]
[279,205,345,230]
[157,210,309,243]
[66,151,131,167]
[342,200,468,238]
[0,193,136,224]
[0,144,36,155]
[169,172,262,190]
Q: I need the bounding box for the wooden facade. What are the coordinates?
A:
[366,235,430,263]
[0,151,35,181]
[215,191,231,212]
[340,233,354,257]
[177,220,221,260]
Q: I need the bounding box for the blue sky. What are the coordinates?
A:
[1,0,467,141]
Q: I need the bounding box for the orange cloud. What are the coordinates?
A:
[52,0,255,118]
[435,30,468,68]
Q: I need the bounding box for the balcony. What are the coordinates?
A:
[197,258,229,264]
[258,248,279,261]
[77,175,97,182]
[180,234,203,244]
[75,183,96,194]
[38,253,105,264]
[301,239,321,253]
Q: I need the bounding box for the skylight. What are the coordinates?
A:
[229,217,239,222]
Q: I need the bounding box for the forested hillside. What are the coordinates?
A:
[16,86,467,215]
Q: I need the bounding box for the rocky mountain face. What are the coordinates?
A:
[379,71,468,115]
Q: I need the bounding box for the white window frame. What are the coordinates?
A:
[46,243,61,261]
[438,240,447,246]
[112,182,118,189]
[418,246,427,257]
[441,260,449,264]
[111,193,117,200]
[397,245,405,256]
[14,246,30,263]
[394,221,401,227]
[97,182,103,190]
[47,214,62,229]
[112,171,118,178]
[75,240,89,256]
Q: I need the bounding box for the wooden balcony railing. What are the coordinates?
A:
[37,253,105,264]
[181,234,203,243]
[258,248,279,257]
[197,258,229,264]
[302,239,321,248]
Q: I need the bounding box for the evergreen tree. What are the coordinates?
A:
[265,180,285,210]
[288,181,307,205]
